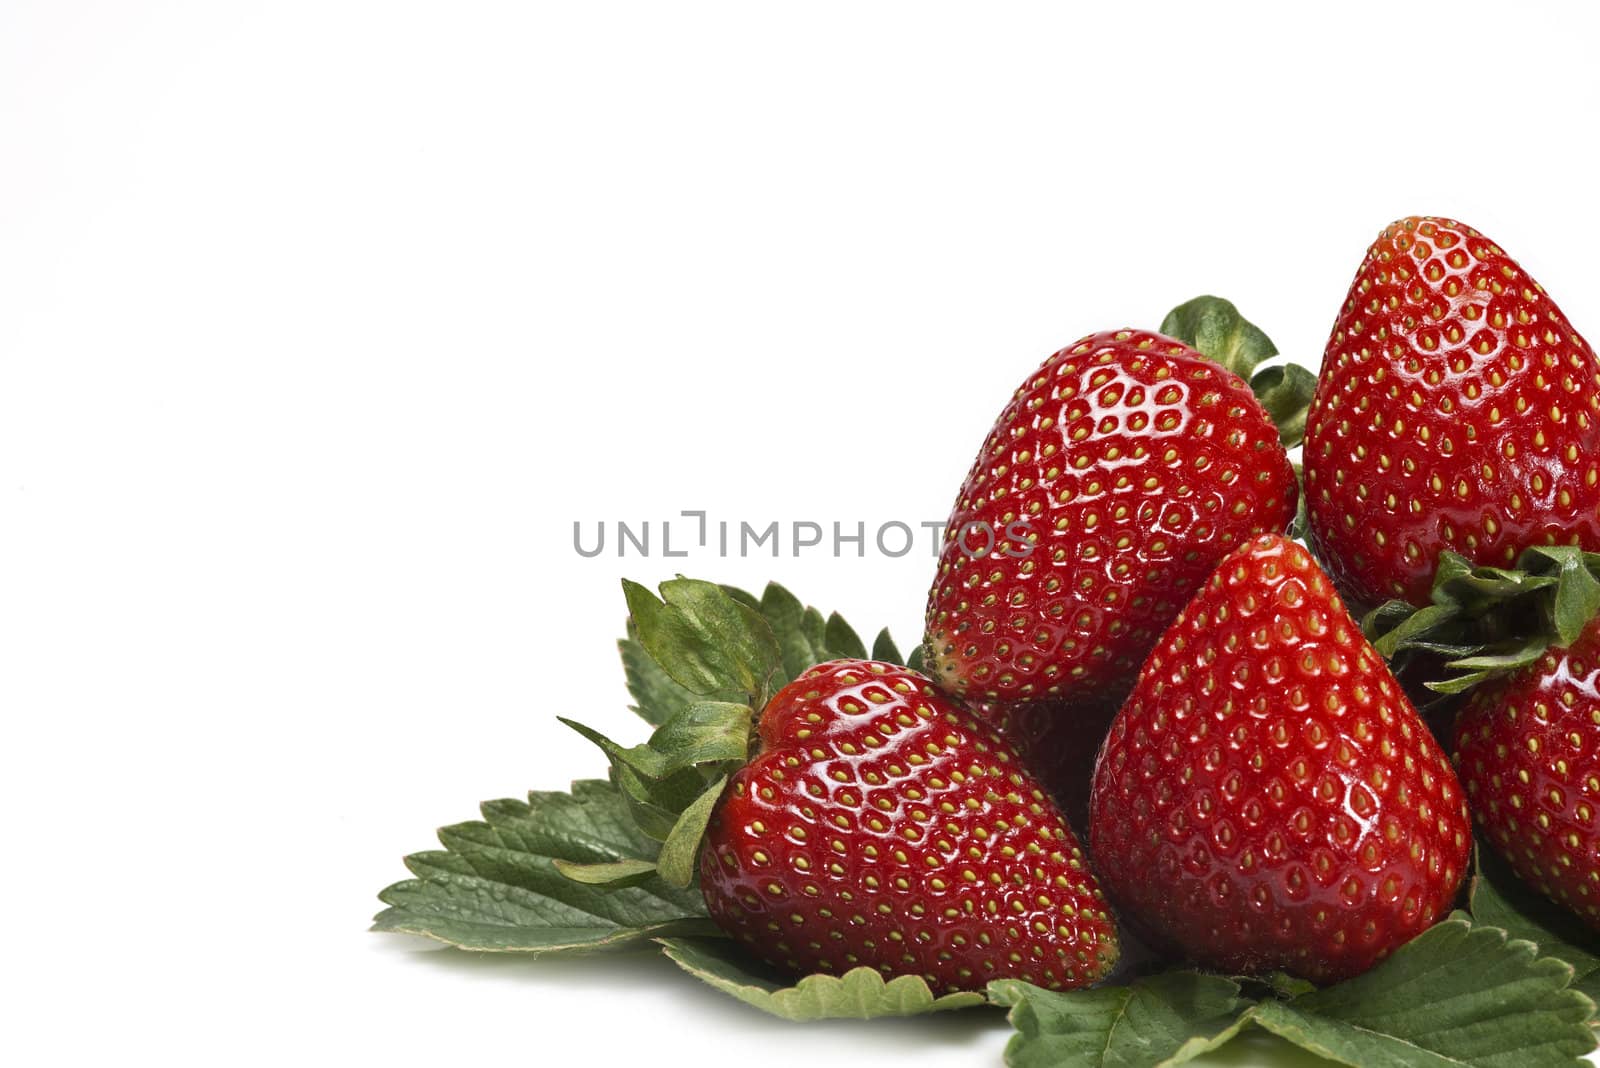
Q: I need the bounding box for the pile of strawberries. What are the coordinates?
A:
[696,216,1600,991]
[379,216,1600,1033]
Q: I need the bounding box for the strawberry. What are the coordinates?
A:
[970,695,1119,835]
[699,658,1119,992]
[923,328,1297,706]
[1303,216,1600,610]
[1455,616,1600,930]
[1089,534,1471,982]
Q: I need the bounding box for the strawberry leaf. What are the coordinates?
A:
[656,937,984,1020]
[620,628,721,727]
[1472,844,1600,1007]
[1247,915,1597,1066]
[373,779,719,953]
[988,971,1252,1068]
[624,578,782,707]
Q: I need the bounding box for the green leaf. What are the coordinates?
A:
[551,857,658,887]
[1472,843,1600,1006]
[871,627,905,666]
[620,628,708,727]
[989,972,1252,1068]
[1159,295,1278,381]
[824,611,868,660]
[1356,546,1600,696]
[1366,602,1461,658]
[907,641,927,674]
[657,937,984,1020]
[646,701,754,775]
[655,775,728,888]
[373,779,719,953]
[757,582,834,685]
[1247,916,1597,1067]
[1531,546,1600,647]
[1249,363,1317,449]
[623,578,782,706]
[560,700,752,849]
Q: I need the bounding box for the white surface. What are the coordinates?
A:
[5,2,1600,1064]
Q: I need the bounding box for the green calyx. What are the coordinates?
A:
[1362,546,1600,696]
[560,577,906,889]
[1160,295,1316,449]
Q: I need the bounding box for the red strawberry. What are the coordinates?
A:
[1304,216,1600,609]
[924,329,1297,706]
[700,658,1119,992]
[1089,534,1471,982]
[970,695,1119,835]
[1455,617,1600,930]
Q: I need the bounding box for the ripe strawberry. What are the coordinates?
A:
[1455,617,1600,930]
[970,695,1119,835]
[1304,216,1600,609]
[700,658,1119,992]
[1089,534,1471,982]
[924,329,1297,706]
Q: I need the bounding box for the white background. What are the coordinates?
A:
[6,2,1600,1065]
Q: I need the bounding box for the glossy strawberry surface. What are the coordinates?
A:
[1304,216,1600,608]
[1455,618,1600,930]
[924,329,1296,706]
[1089,534,1470,982]
[700,659,1118,993]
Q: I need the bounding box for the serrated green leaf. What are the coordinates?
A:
[1472,844,1600,1007]
[871,627,904,666]
[374,779,718,953]
[624,578,782,706]
[620,631,708,727]
[656,775,728,888]
[1159,295,1277,381]
[908,641,927,674]
[657,937,985,1020]
[989,972,1251,1068]
[1247,917,1597,1067]
[1249,363,1317,448]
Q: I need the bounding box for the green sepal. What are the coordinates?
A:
[655,775,729,888]
[658,937,984,1019]
[1249,362,1317,448]
[623,577,782,708]
[1160,295,1278,380]
[871,627,905,665]
[551,857,659,887]
[559,700,755,855]
[824,611,867,660]
[1159,295,1312,448]
[1362,546,1600,696]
